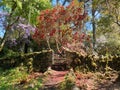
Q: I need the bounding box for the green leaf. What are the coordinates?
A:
[16,0,22,9]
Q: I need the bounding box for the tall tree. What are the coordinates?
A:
[84,0,102,50]
[104,0,120,27]
[95,0,120,54]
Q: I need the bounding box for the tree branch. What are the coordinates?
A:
[62,0,67,6]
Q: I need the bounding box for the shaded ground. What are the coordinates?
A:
[0,67,120,90]
[43,70,68,86]
[42,70,68,90]
[42,69,120,90]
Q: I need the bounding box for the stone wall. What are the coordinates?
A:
[0,49,120,72]
[65,49,120,72]
[32,50,53,72]
[0,50,53,72]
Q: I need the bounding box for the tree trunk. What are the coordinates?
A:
[24,43,28,53]
[56,39,60,52]
[62,0,67,6]
[47,38,51,50]
[92,9,96,50]
[0,16,20,52]
[56,0,59,5]
[0,30,7,52]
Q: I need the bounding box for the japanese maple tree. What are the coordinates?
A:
[33,0,90,54]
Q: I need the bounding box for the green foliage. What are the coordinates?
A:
[22,78,43,90]
[25,58,33,73]
[0,48,20,59]
[59,72,75,90]
[97,41,120,55]
[20,0,52,24]
[98,15,112,29]
[16,0,22,10]
[0,67,28,90]
[96,0,120,55]
[96,29,120,56]
[0,66,43,90]
[0,0,52,25]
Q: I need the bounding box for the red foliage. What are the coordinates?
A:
[73,32,79,40]
[33,1,90,52]
[49,29,56,36]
